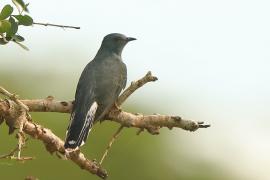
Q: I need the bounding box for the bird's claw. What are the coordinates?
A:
[114,102,121,110]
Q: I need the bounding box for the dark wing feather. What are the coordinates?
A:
[64,61,97,149]
[122,63,127,90]
[95,60,127,121]
[64,59,127,149]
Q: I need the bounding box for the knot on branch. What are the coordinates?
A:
[145,126,160,135]
[0,99,28,134]
[0,99,20,134]
[0,87,31,160]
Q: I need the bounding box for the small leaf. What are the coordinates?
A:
[6,17,18,37]
[12,0,29,12]
[13,41,29,51]
[0,20,11,33]
[0,5,13,20]
[12,35,24,42]
[13,15,33,26]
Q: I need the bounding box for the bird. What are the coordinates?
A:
[64,33,136,149]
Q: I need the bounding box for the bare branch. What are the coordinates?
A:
[18,99,210,132]
[0,72,210,179]
[0,145,21,159]
[24,119,107,178]
[0,86,28,111]
[33,22,80,29]
[21,97,72,113]
[0,90,107,179]
[106,109,210,134]
[117,71,158,106]
[99,125,124,165]
[0,86,30,158]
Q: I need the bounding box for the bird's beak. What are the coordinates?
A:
[126,37,137,42]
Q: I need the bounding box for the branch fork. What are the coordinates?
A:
[0,71,210,179]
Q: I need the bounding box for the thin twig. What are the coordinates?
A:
[17,130,25,159]
[0,138,32,161]
[33,22,80,29]
[99,125,124,165]
[0,146,19,159]
[116,71,158,106]
[0,86,28,111]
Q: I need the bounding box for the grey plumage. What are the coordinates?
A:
[64,33,136,149]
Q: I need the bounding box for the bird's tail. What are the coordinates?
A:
[64,102,98,149]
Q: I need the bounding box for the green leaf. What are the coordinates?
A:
[13,15,33,26]
[0,20,11,33]
[6,17,18,37]
[0,5,14,20]
[12,0,29,12]
[12,35,24,42]
[13,41,29,51]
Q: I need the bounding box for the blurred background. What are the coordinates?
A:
[1,0,270,179]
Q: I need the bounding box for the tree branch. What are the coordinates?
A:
[23,119,107,178]
[0,98,107,179]
[33,22,80,29]
[116,71,158,106]
[0,71,210,179]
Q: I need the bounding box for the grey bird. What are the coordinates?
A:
[64,33,136,149]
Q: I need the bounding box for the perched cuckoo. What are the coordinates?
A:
[64,33,136,149]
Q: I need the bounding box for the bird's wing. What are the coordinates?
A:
[122,63,127,89]
[95,61,127,121]
[64,62,97,149]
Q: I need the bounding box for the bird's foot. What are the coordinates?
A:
[64,147,80,158]
[113,102,121,110]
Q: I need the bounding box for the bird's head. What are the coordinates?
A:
[100,33,136,56]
